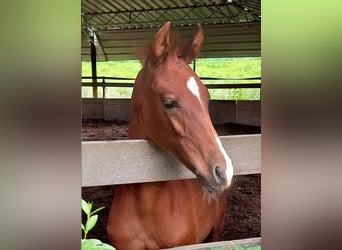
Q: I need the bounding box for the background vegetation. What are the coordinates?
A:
[82,57,261,100]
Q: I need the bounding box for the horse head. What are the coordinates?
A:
[130,22,233,194]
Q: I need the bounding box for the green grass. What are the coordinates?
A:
[195,58,261,79]
[81,57,261,100]
[82,60,142,78]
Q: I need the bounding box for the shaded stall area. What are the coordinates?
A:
[81,0,261,248]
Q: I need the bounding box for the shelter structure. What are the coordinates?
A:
[81,0,261,61]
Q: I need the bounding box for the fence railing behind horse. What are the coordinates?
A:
[81,76,261,98]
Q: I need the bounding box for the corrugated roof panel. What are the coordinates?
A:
[110,1,128,11]
[97,1,115,12]
[100,0,116,10]
[82,22,260,61]
[95,2,111,12]
[81,1,260,60]
[82,0,260,31]
[143,0,159,9]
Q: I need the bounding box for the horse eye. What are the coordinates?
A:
[163,99,178,109]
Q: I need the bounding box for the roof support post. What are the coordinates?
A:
[90,33,98,98]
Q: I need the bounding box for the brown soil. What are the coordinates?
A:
[82,120,261,243]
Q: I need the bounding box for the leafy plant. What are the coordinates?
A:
[208,245,261,250]
[233,245,261,250]
[81,239,115,250]
[246,246,261,250]
[82,199,105,239]
[81,199,115,250]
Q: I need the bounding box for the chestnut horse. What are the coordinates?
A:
[107,22,234,250]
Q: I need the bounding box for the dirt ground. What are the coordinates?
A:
[82,119,261,243]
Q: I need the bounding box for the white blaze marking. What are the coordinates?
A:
[187,77,202,104]
[215,136,234,187]
[186,76,233,187]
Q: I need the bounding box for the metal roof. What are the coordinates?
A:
[81,0,261,61]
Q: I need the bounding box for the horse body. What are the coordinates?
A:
[107,22,234,250]
[109,180,227,249]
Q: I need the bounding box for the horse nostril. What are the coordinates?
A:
[214,166,226,185]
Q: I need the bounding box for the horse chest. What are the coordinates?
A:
[109,180,218,249]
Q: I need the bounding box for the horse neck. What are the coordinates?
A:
[128,69,148,140]
[128,116,145,139]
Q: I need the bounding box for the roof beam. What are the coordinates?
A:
[82,3,237,17]
[94,31,108,61]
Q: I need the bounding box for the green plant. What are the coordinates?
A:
[81,199,115,250]
[233,245,261,250]
[82,239,115,250]
[247,246,261,250]
[82,199,105,239]
[207,245,261,250]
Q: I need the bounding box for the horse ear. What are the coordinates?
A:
[182,24,204,63]
[150,21,172,62]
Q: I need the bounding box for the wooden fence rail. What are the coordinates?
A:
[164,237,261,250]
[82,134,260,187]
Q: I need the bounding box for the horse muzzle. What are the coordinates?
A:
[196,163,233,195]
